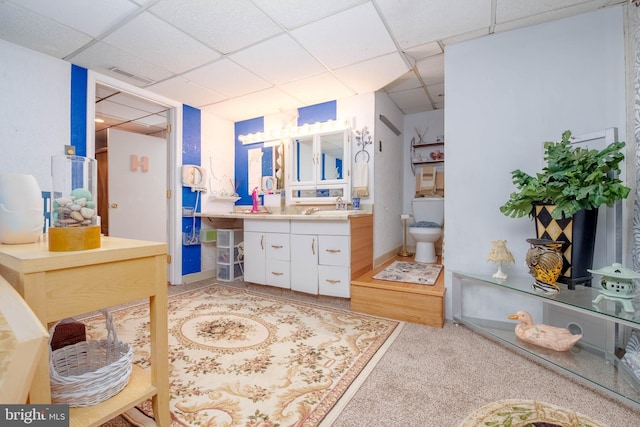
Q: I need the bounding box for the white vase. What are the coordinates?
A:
[0,173,43,244]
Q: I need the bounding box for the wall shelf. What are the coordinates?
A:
[411,139,444,175]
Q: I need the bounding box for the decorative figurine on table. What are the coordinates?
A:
[487,240,515,280]
[589,263,640,313]
[508,310,582,351]
[525,238,564,294]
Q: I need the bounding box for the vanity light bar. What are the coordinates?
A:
[239,118,353,145]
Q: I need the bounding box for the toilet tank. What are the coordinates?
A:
[411,197,444,225]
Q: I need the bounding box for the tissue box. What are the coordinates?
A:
[263,193,282,207]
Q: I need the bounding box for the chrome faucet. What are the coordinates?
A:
[335,196,346,210]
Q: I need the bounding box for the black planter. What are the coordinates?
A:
[533,205,598,289]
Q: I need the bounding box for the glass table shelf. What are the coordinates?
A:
[452,271,640,410]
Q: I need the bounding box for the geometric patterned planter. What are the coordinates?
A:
[533,204,598,289]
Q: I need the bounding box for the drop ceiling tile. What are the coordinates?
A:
[148,77,227,108]
[426,83,445,100]
[252,0,363,28]
[202,88,303,122]
[183,59,271,98]
[334,52,410,93]
[69,41,173,85]
[103,12,220,74]
[388,87,432,111]
[0,3,92,58]
[383,71,422,93]
[12,0,138,37]
[415,54,444,87]
[96,99,156,122]
[104,91,169,114]
[376,0,492,49]
[279,73,354,106]
[229,34,326,85]
[291,3,396,69]
[495,0,607,24]
[403,42,443,62]
[149,0,282,54]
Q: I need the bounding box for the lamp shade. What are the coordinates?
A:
[0,173,43,244]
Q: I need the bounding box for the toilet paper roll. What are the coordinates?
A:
[401,214,412,220]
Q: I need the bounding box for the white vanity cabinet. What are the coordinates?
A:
[243,219,290,288]
[290,220,351,298]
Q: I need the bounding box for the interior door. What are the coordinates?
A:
[108,128,167,243]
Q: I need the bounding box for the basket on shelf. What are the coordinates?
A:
[49,309,132,407]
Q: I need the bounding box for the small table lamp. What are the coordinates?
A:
[487,240,515,280]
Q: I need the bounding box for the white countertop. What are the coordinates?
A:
[196,205,372,221]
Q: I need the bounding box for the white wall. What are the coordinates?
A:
[200,111,235,272]
[373,91,405,261]
[444,6,626,320]
[0,39,71,191]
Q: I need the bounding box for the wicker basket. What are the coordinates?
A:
[49,309,133,407]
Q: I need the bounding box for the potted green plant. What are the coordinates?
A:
[500,130,630,288]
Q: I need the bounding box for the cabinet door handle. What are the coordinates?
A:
[325,249,341,253]
[271,272,284,276]
[271,245,283,249]
[312,238,315,255]
[325,279,341,284]
[260,235,264,250]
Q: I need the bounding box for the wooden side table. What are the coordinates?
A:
[0,236,169,427]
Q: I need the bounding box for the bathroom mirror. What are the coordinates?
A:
[286,128,350,205]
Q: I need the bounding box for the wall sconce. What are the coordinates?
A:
[239,118,353,145]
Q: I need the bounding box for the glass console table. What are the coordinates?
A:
[452,271,640,410]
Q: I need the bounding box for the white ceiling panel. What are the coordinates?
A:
[182,59,271,98]
[404,42,444,62]
[252,0,363,28]
[0,2,92,58]
[70,41,173,85]
[229,34,326,85]
[148,77,227,108]
[14,0,138,38]
[103,12,220,74]
[426,83,445,100]
[279,73,355,106]
[376,0,493,49]
[149,0,282,54]
[416,54,445,87]
[291,3,397,69]
[334,52,410,93]
[203,88,303,122]
[388,87,433,112]
[384,72,423,93]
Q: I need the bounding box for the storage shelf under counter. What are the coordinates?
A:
[452,271,640,410]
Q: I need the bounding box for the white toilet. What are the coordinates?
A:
[408,197,444,263]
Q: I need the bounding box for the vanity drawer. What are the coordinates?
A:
[291,220,349,235]
[318,265,350,298]
[318,235,349,266]
[266,233,290,261]
[265,260,290,288]
[245,219,290,233]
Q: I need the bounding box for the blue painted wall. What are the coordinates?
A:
[70,65,87,155]
[181,105,202,275]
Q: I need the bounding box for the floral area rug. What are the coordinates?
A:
[457,399,611,427]
[85,284,402,426]
[372,261,443,285]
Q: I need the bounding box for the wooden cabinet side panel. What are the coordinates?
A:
[350,215,373,280]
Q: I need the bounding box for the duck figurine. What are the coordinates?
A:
[507,310,582,351]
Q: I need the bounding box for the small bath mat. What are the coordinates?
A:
[373,261,442,285]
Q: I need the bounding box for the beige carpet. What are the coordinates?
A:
[372,261,442,285]
[86,284,401,426]
[458,399,611,427]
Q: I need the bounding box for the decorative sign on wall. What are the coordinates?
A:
[130,155,149,173]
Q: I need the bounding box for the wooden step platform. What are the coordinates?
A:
[350,255,445,327]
